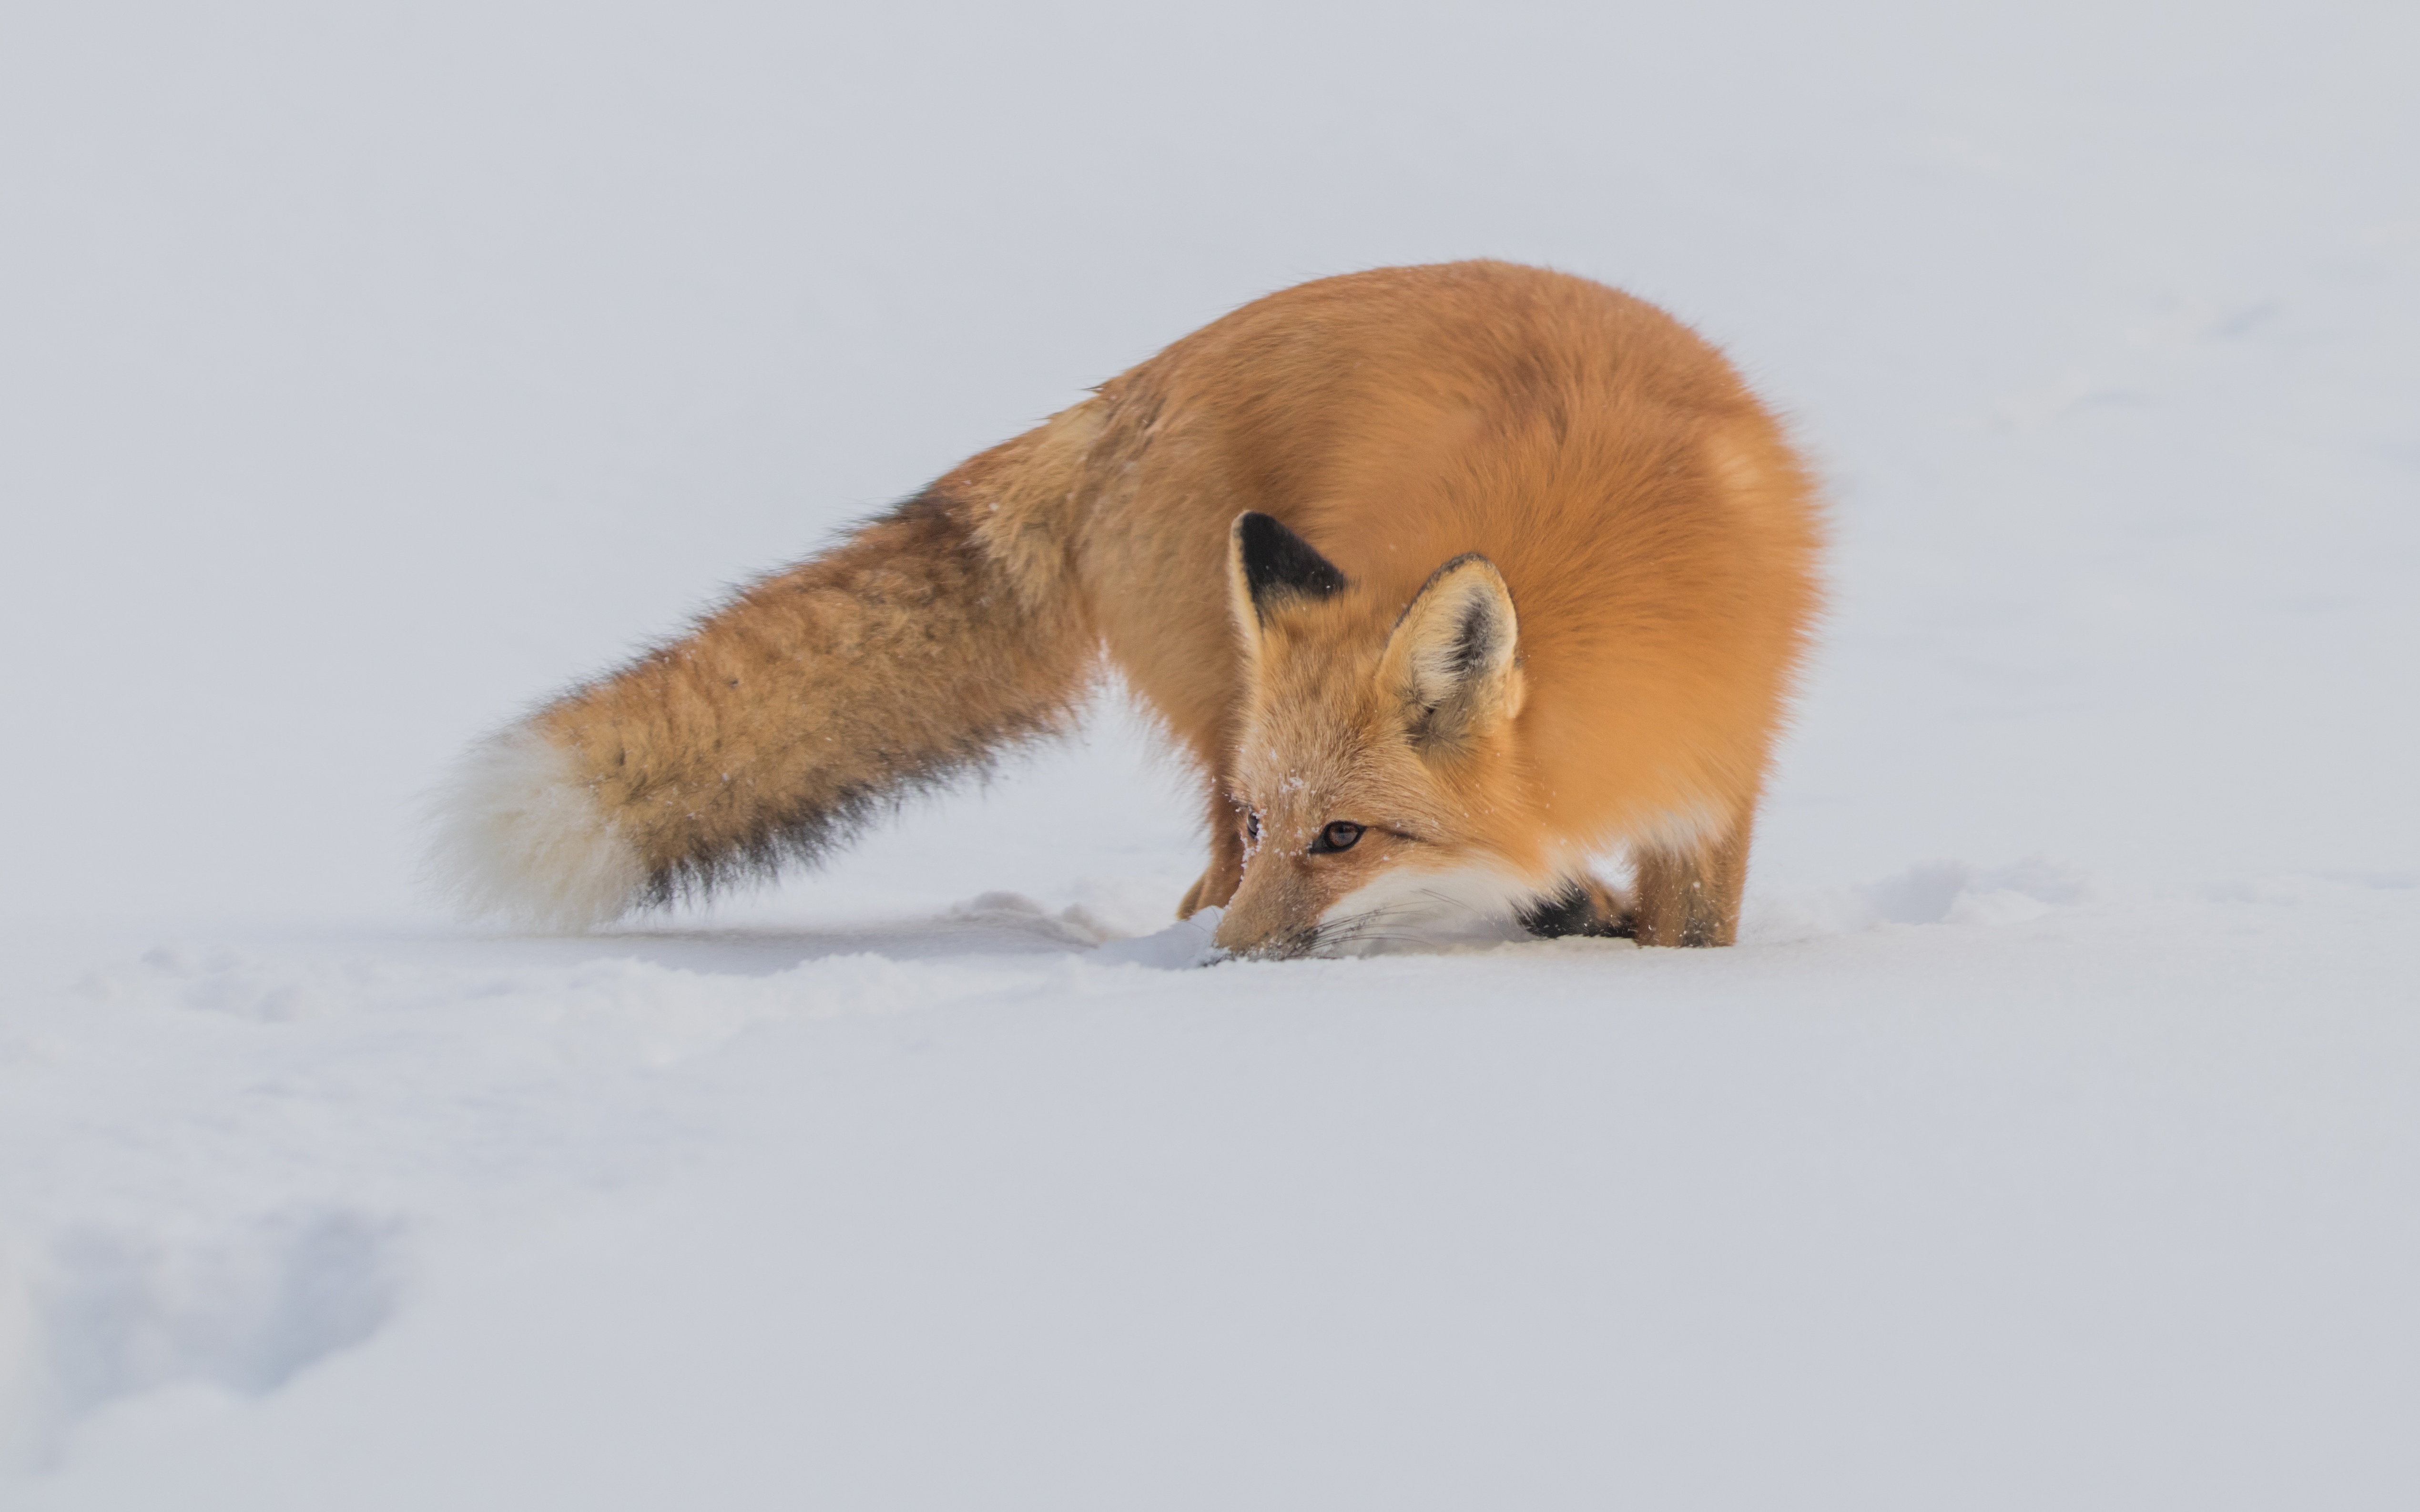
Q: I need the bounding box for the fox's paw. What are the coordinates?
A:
[1515,875,1636,940]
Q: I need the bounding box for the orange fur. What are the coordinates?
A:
[433,262,1824,952]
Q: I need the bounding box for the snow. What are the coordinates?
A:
[3,0,2416,1504]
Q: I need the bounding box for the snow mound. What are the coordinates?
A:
[1090,907,1222,968]
[1745,857,2099,942]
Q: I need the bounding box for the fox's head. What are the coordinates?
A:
[1211,512,1548,959]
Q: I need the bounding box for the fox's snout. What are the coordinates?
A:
[1208,848,1341,959]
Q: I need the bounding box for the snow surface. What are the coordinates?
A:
[3,0,2416,1505]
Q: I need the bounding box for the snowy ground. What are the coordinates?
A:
[3,1,2416,1506]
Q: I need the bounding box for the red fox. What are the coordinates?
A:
[431,261,1823,957]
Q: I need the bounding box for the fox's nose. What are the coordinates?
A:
[1210,914,1314,961]
[1209,912,1261,955]
[1210,858,1324,959]
[1210,907,1282,958]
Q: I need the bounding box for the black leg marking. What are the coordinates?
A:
[1517,881,1635,940]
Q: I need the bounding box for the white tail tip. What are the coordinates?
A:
[422,726,646,931]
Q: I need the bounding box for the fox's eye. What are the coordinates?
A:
[1245,810,1261,845]
[1312,821,1365,853]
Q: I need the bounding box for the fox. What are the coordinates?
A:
[430,260,1824,958]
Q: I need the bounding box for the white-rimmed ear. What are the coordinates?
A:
[1377,553,1524,755]
[1226,511,1349,657]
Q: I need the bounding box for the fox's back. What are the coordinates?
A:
[1083,261,1823,853]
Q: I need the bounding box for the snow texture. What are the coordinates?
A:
[2,0,2416,1506]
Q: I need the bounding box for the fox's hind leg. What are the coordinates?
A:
[1630,811,1753,947]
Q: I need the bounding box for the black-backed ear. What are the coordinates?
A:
[1229,512,1348,629]
[1376,553,1525,756]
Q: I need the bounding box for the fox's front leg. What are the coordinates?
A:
[1175,779,1248,918]
[1629,813,1753,947]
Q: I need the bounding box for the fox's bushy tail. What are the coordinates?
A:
[427,407,1107,929]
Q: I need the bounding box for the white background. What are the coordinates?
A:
[3,2,2415,1505]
